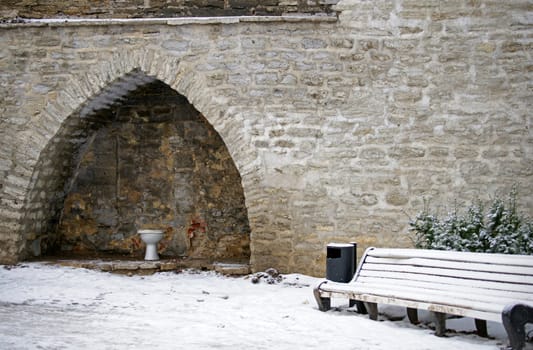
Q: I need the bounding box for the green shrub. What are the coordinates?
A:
[410,188,533,255]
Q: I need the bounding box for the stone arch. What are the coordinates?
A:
[7,48,261,264]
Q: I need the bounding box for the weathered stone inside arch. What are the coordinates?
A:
[24,79,251,262]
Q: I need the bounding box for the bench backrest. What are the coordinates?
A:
[353,248,533,319]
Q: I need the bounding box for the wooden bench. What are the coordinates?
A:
[314,247,533,350]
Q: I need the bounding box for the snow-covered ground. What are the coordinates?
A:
[0,263,529,350]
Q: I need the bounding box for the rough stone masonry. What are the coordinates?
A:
[56,79,251,261]
[0,0,531,276]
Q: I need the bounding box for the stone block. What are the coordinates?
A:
[385,190,409,206]
[302,38,327,49]
[460,161,491,178]
[359,147,386,160]
[213,262,250,275]
[241,37,267,50]
[255,73,278,85]
[388,146,425,159]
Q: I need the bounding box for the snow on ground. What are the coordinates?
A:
[0,263,527,350]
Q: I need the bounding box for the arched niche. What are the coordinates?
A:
[22,70,251,263]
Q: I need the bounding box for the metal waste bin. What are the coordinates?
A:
[326,243,356,283]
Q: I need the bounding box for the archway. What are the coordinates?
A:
[17,59,253,264]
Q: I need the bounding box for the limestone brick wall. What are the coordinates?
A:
[0,1,531,275]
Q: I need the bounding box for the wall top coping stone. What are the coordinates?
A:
[0,14,337,29]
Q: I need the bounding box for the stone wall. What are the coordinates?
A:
[0,0,337,19]
[0,1,531,275]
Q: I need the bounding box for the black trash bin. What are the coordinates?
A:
[326,243,356,283]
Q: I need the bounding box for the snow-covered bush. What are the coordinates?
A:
[410,188,533,255]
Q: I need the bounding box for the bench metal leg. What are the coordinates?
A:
[407,307,419,325]
[475,318,488,338]
[364,302,378,321]
[350,299,368,314]
[502,303,533,350]
[431,311,446,337]
[316,296,331,311]
[313,283,331,311]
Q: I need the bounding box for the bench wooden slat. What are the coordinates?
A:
[367,248,533,267]
[322,288,503,323]
[362,262,533,285]
[359,269,533,293]
[320,280,531,312]
[353,281,532,306]
[365,256,533,275]
[322,283,505,313]
[357,276,533,302]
